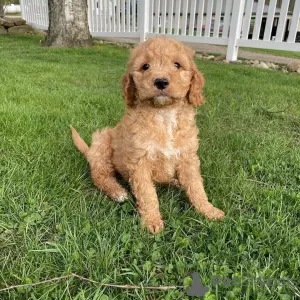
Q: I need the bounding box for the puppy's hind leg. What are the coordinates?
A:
[88,128,128,202]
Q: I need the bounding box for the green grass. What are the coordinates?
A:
[0,35,300,300]
[241,47,300,60]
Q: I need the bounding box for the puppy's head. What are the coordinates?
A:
[122,37,205,108]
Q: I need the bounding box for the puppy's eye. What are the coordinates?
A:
[174,62,181,69]
[142,64,150,71]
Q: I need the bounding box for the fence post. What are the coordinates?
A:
[226,0,246,61]
[139,0,150,42]
[20,0,26,20]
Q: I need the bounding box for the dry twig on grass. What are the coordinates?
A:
[0,273,182,293]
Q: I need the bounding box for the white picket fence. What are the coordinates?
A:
[20,0,48,30]
[20,0,300,61]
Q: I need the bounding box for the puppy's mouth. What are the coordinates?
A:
[141,90,180,107]
[152,95,174,107]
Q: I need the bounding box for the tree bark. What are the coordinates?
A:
[45,0,92,48]
[0,0,5,18]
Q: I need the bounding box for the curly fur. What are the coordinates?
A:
[72,37,224,234]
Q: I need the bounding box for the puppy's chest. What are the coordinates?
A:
[146,110,183,159]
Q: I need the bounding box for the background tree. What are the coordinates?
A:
[45,0,92,47]
[0,0,4,18]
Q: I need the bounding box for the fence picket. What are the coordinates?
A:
[214,0,223,37]
[27,0,29,21]
[287,0,300,42]
[154,0,160,33]
[37,0,41,26]
[127,0,131,32]
[107,0,111,32]
[263,0,277,41]
[149,0,154,33]
[132,0,136,32]
[222,0,233,38]
[167,0,174,34]
[88,0,92,31]
[99,0,103,32]
[35,0,39,25]
[92,0,95,32]
[104,0,108,31]
[33,0,37,24]
[95,0,99,32]
[121,0,125,32]
[27,0,32,23]
[40,0,45,26]
[196,0,205,36]
[252,0,265,40]
[205,0,214,37]
[38,0,41,25]
[181,0,188,35]
[189,0,196,36]
[29,0,32,23]
[275,0,290,41]
[161,0,167,34]
[112,0,116,32]
[174,0,181,35]
[45,0,49,26]
[117,0,120,31]
[31,0,35,24]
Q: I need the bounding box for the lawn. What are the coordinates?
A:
[0,35,299,300]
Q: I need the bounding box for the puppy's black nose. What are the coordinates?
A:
[154,78,169,90]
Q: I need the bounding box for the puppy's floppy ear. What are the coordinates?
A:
[188,68,205,107]
[185,46,196,59]
[121,73,135,107]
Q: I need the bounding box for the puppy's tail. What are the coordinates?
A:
[70,126,89,157]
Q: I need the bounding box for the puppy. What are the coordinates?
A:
[72,37,224,234]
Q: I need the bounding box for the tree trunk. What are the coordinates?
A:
[0,0,4,18]
[45,0,92,48]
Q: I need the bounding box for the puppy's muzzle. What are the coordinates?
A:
[154,78,169,90]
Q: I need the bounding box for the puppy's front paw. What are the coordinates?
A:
[200,204,225,220]
[142,216,164,234]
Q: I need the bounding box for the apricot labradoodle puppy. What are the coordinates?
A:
[71,37,224,234]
